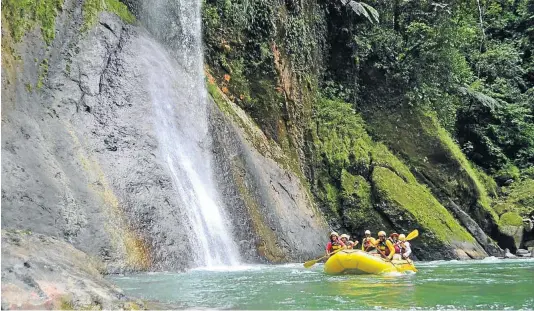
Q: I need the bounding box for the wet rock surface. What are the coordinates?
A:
[1,230,148,310]
[209,98,330,262]
[2,4,190,271]
[2,0,328,274]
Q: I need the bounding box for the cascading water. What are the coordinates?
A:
[135,0,240,267]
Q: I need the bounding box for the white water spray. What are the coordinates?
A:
[136,0,240,267]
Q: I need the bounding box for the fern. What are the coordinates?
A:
[458,86,501,111]
[341,1,379,24]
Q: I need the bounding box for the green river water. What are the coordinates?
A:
[110,258,534,310]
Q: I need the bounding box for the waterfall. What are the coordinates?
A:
[135,0,240,267]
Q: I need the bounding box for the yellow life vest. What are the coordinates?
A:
[331,242,343,251]
[376,240,386,250]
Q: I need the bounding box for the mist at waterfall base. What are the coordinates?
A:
[110,258,534,309]
[135,0,239,267]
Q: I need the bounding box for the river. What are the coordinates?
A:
[110,257,533,310]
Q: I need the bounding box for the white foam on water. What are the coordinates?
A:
[191,264,265,272]
[418,257,534,267]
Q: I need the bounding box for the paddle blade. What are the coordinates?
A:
[406,229,419,241]
[303,259,318,269]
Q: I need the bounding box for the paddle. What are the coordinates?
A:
[378,229,419,266]
[402,229,418,266]
[303,248,344,268]
[406,229,418,241]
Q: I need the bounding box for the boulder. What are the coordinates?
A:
[516,248,529,255]
[1,230,147,309]
[497,212,524,252]
[516,249,531,257]
[504,248,517,258]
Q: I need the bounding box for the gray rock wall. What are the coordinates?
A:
[2,0,329,272]
[209,98,329,262]
[1,230,140,309]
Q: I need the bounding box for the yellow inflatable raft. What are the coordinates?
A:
[324,249,417,275]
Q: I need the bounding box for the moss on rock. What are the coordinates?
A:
[312,98,477,256]
[498,178,534,217]
[497,211,525,251]
[2,0,64,44]
[499,212,523,227]
[372,166,474,244]
[363,108,499,233]
[82,0,135,31]
[339,171,387,234]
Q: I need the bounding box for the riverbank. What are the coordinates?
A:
[0,230,169,309]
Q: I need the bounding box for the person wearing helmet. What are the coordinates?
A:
[326,231,345,256]
[388,233,402,259]
[398,234,412,259]
[374,231,395,260]
[340,234,358,249]
[361,230,376,252]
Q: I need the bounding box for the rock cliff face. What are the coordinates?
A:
[1,229,152,309]
[200,0,514,259]
[1,0,327,282]
[209,87,328,263]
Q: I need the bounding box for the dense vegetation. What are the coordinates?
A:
[325,0,534,229]
[328,0,534,179]
[202,0,533,253]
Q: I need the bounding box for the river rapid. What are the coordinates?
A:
[110,257,534,310]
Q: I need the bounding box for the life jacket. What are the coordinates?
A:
[330,241,343,251]
[388,238,401,254]
[376,239,388,255]
[363,237,374,249]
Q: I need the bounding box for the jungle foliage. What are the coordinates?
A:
[325,0,534,180]
[202,0,534,241]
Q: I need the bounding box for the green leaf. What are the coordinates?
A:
[348,1,372,23]
[360,2,379,23]
[458,86,501,111]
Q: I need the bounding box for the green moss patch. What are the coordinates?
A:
[363,108,499,226]
[36,58,49,89]
[496,178,534,217]
[339,171,387,232]
[82,0,135,31]
[372,166,475,243]
[2,0,64,44]
[499,211,523,227]
[312,98,475,247]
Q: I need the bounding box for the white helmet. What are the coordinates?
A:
[399,234,406,241]
[340,234,350,239]
[365,230,371,235]
[330,231,339,237]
